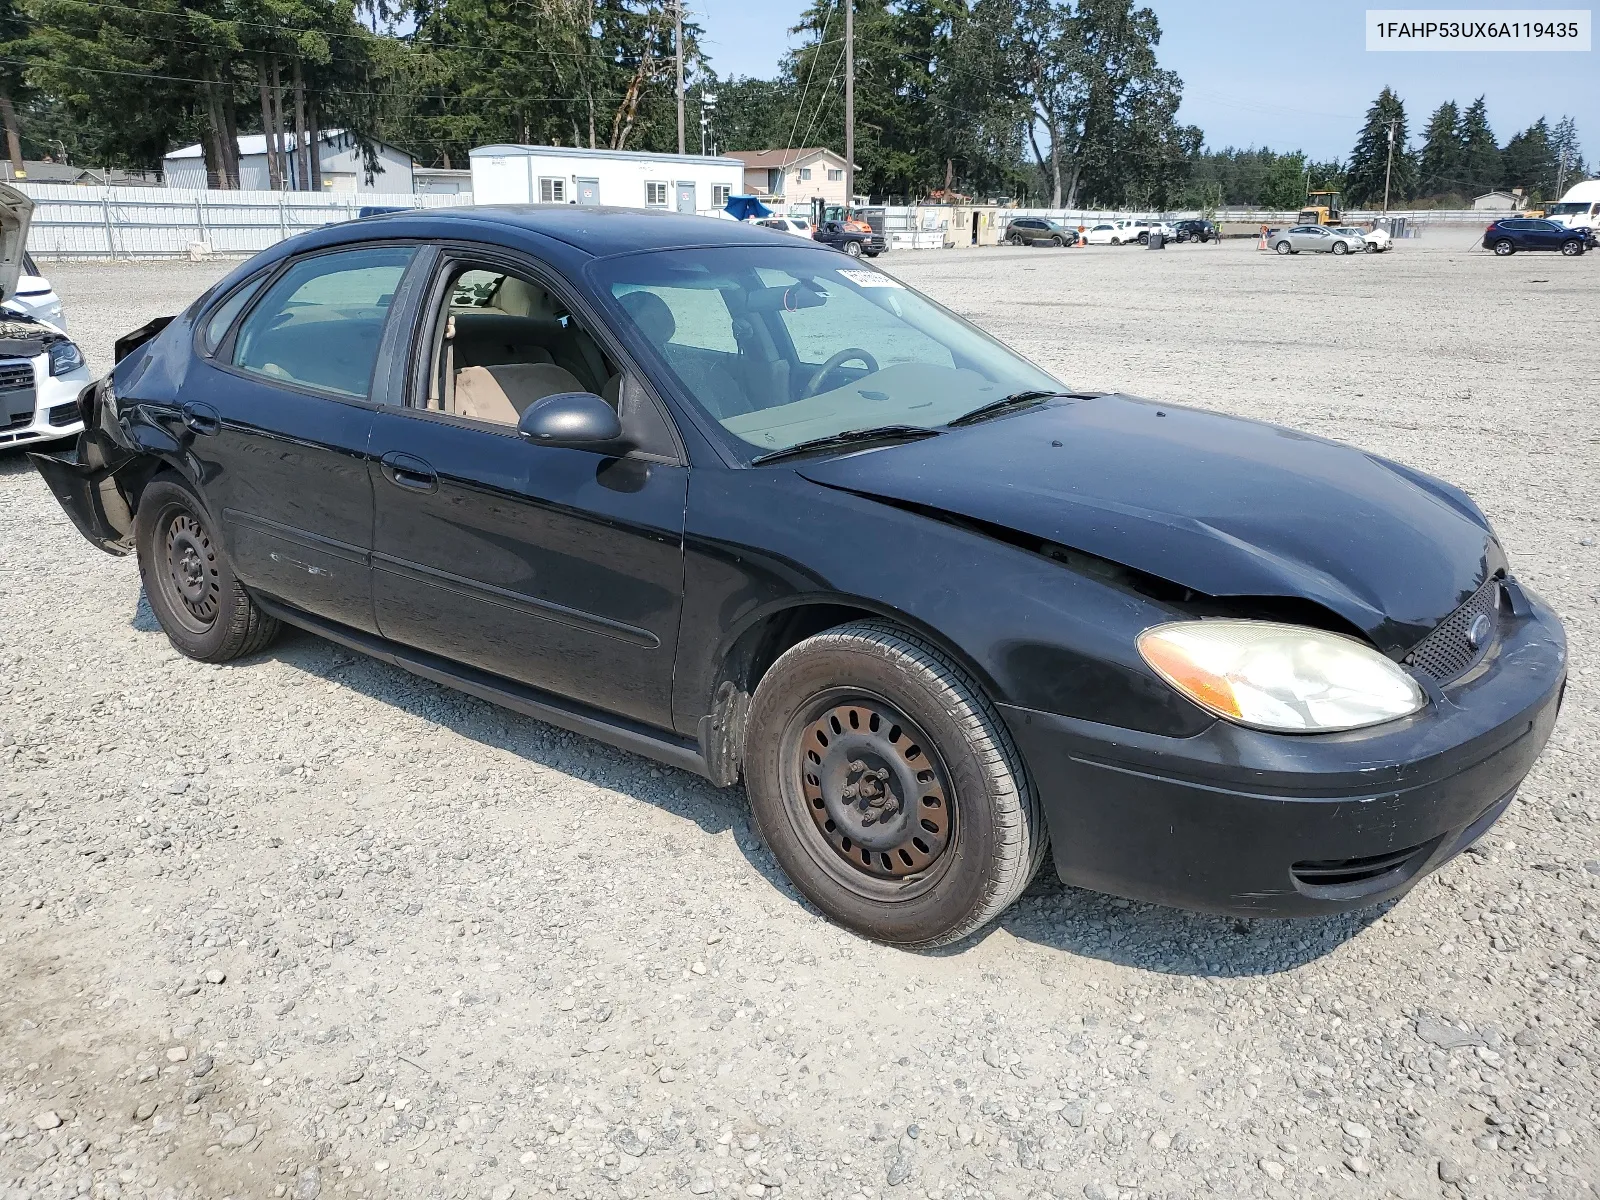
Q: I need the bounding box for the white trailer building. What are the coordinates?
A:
[468,144,743,213]
[164,130,415,193]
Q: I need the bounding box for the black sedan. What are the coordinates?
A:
[33,208,1566,948]
[1482,217,1590,256]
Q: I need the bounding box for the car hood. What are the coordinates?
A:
[0,183,32,303]
[796,395,1500,654]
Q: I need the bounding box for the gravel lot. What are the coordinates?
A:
[3,240,1597,1200]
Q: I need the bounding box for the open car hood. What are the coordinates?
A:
[796,395,1500,655]
[0,183,32,303]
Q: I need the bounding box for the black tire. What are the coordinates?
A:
[1493,239,1515,256]
[1051,234,1064,246]
[1275,241,1292,255]
[1138,231,1149,244]
[844,240,863,258]
[1008,233,1024,246]
[1110,237,1120,245]
[136,476,280,663]
[1365,242,1378,253]
[745,620,1046,949]
[1332,240,1349,255]
[1561,239,1584,257]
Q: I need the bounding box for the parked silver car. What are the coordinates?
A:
[1270,225,1365,256]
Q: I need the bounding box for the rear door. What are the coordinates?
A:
[177,243,421,632]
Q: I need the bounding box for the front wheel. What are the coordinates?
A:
[745,622,1047,949]
[1365,242,1378,253]
[1493,239,1515,256]
[844,240,863,258]
[1109,237,1121,245]
[1332,241,1349,255]
[1561,239,1584,256]
[1051,235,1064,246]
[136,477,280,663]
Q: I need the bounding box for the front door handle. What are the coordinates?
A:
[181,402,220,436]
[379,451,438,494]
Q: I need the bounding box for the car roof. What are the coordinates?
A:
[324,204,790,259]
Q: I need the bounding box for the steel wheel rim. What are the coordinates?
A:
[159,505,221,632]
[781,688,958,898]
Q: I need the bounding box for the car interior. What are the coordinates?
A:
[424,266,622,425]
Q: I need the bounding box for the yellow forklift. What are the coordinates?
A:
[1297,190,1341,226]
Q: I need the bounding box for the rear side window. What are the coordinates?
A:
[201,276,267,355]
[232,246,415,398]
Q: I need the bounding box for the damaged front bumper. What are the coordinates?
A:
[1003,581,1567,917]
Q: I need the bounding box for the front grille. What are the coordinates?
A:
[1404,575,1505,684]
[47,402,79,427]
[0,362,33,392]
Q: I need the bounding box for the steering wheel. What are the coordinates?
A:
[802,347,880,398]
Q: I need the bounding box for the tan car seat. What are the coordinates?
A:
[455,363,586,425]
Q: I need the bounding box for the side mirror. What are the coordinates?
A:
[517,391,624,449]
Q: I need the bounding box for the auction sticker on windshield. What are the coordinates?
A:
[838,269,903,288]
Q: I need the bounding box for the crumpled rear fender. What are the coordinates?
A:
[26,377,167,555]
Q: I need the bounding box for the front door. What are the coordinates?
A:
[675,181,696,213]
[366,254,688,730]
[576,177,600,205]
[175,244,419,633]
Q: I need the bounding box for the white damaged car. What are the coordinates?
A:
[0,184,92,448]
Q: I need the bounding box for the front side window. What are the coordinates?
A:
[597,245,1060,458]
[645,180,668,206]
[423,262,619,425]
[538,177,567,203]
[232,245,414,398]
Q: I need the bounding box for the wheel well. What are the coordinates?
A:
[699,602,990,788]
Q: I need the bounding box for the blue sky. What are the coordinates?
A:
[691,0,1598,160]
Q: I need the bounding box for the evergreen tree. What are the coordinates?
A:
[1457,96,1500,196]
[1550,115,1584,190]
[1416,100,1462,199]
[1500,117,1555,199]
[1344,86,1412,207]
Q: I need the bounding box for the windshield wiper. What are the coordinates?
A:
[750,424,940,465]
[946,389,1072,428]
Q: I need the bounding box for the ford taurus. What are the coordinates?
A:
[31,207,1566,948]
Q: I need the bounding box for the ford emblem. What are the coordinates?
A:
[1466,613,1493,651]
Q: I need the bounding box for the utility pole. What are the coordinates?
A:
[1381,117,1398,215]
[844,0,854,212]
[675,2,686,156]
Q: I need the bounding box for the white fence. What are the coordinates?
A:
[16,185,1514,260]
[18,183,474,259]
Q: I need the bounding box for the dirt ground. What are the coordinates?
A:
[2,238,1597,1200]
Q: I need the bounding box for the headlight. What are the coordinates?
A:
[1137,620,1425,733]
[49,340,85,376]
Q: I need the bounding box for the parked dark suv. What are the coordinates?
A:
[1482,218,1590,257]
[1172,219,1219,243]
[1004,218,1076,247]
[812,219,885,258]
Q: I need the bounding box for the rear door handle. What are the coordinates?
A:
[181,402,220,436]
[379,451,438,493]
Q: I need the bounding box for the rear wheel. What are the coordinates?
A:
[745,621,1046,949]
[136,477,280,663]
[1275,241,1292,255]
[1493,239,1515,256]
[1138,231,1150,244]
[1561,239,1584,256]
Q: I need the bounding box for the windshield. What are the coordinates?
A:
[1544,201,1591,216]
[593,245,1062,459]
